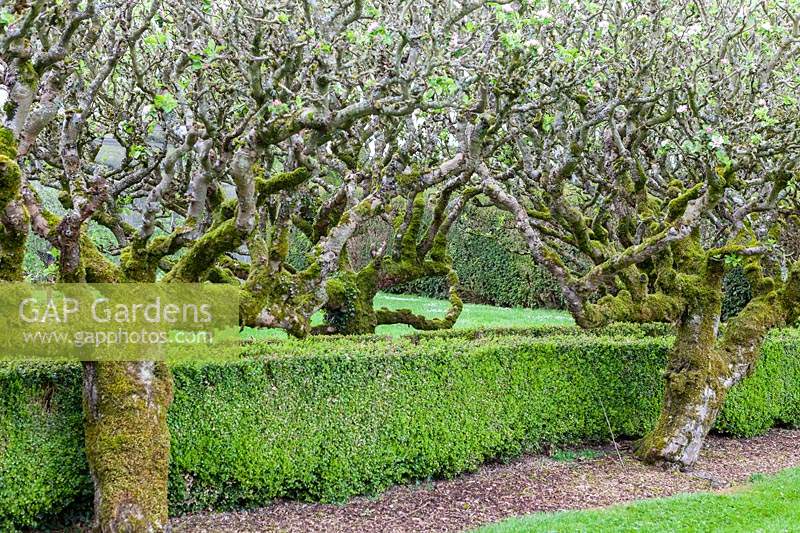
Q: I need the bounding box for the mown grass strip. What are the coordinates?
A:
[476,467,800,533]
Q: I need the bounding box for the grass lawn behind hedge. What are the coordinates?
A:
[242,292,573,339]
[476,467,800,533]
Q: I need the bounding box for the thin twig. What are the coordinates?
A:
[599,396,625,467]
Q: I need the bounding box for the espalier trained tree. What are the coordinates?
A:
[475,1,800,468]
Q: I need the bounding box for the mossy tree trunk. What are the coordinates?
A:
[633,256,726,467]
[0,126,28,282]
[636,260,800,469]
[317,190,465,335]
[634,305,728,468]
[67,245,175,532]
[83,361,174,532]
[318,258,463,335]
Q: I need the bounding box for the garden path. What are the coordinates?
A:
[172,428,800,532]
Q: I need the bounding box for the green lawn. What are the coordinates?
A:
[476,468,800,533]
[242,292,572,339]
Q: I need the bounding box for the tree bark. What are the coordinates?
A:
[634,342,730,468]
[82,361,174,532]
[637,263,800,469]
[635,262,727,469]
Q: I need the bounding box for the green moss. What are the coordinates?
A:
[634,254,731,467]
[376,271,463,331]
[239,267,313,339]
[0,215,28,282]
[0,128,21,211]
[430,232,448,263]
[0,126,26,281]
[0,126,16,158]
[164,219,248,283]
[784,263,800,324]
[119,245,145,281]
[3,100,18,123]
[322,270,379,335]
[585,290,684,328]
[291,215,314,240]
[353,199,374,218]
[666,182,703,221]
[204,266,239,284]
[81,235,122,283]
[396,168,423,190]
[215,199,238,224]
[120,235,172,283]
[543,247,566,269]
[57,190,73,210]
[322,251,463,335]
[256,167,310,201]
[307,192,348,244]
[17,60,39,91]
[83,362,173,531]
[270,227,290,263]
[399,193,425,260]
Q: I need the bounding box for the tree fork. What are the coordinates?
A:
[636,262,800,469]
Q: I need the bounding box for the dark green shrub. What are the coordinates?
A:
[1,326,798,529]
[716,330,800,435]
[389,207,563,308]
[0,363,91,530]
[722,266,752,321]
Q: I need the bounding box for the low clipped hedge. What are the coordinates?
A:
[1,326,799,529]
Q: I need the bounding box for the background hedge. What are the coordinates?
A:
[387,207,564,309]
[286,203,758,315]
[1,326,798,529]
[287,205,565,309]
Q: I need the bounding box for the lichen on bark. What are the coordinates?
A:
[0,126,28,281]
[83,361,173,532]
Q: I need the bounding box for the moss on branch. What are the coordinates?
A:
[163,218,249,283]
[0,128,22,212]
[81,235,123,283]
[666,182,703,221]
[256,167,310,201]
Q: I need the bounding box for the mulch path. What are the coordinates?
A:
[172,428,800,533]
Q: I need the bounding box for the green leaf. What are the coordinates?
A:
[154,93,179,114]
[0,10,16,26]
[427,75,458,97]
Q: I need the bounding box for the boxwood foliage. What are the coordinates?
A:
[1,326,798,529]
[722,265,753,321]
[0,364,91,530]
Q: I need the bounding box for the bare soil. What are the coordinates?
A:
[172,428,800,533]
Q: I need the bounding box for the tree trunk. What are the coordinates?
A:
[634,350,730,468]
[83,361,174,532]
[635,296,729,469]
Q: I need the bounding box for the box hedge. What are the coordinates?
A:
[1,326,798,529]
